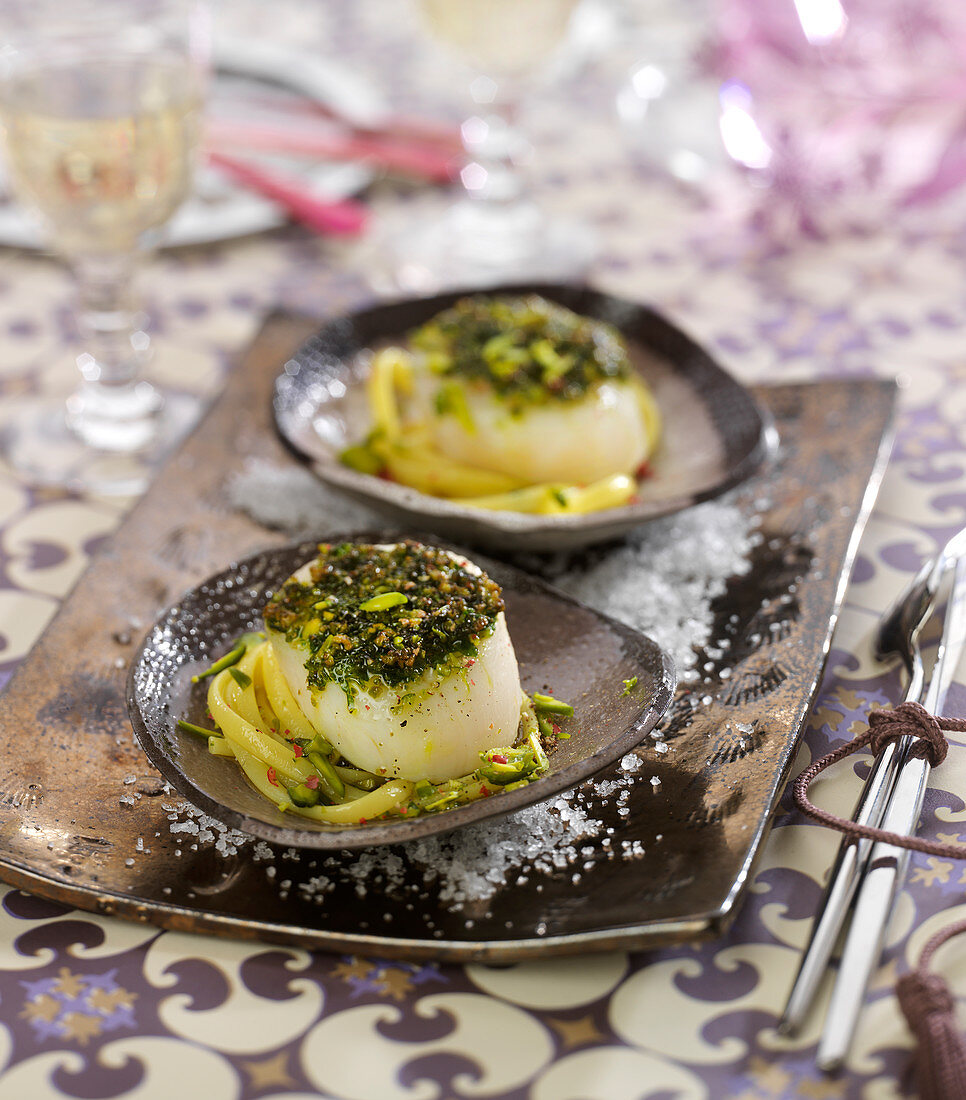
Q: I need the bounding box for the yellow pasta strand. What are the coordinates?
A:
[290,779,414,824]
[367,347,405,440]
[261,642,320,741]
[379,436,525,498]
[208,668,313,785]
[231,743,295,809]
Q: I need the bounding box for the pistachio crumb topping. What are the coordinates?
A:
[263,540,504,695]
[410,294,631,412]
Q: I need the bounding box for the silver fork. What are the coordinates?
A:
[816,548,966,1069]
[780,527,966,1039]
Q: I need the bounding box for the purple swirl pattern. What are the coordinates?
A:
[1,1,966,1097]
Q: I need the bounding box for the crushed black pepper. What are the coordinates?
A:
[263,540,504,695]
[409,294,631,412]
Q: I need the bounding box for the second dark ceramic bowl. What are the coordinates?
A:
[272,283,774,552]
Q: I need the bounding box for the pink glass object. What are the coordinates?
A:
[715,0,966,233]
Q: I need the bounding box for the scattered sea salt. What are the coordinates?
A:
[151,464,756,916]
[227,458,383,537]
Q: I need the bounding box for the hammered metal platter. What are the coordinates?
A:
[0,312,896,961]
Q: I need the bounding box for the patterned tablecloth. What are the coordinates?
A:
[2,2,966,1098]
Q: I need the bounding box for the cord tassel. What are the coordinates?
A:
[897,921,966,1100]
[793,702,966,1087]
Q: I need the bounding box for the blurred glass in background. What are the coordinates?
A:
[0,0,210,494]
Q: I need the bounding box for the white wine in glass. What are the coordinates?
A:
[419,0,580,78]
[3,58,199,257]
[374,0,593,294]
[0,1,208,494]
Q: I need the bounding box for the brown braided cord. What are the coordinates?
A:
[794,700,966,1094]
[896,919,966,1100]
[793,701,966,858]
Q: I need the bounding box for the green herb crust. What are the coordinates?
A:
[263,540,504,695]
[410,294,631,412]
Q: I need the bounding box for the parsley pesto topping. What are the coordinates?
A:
[410,294,631,412]
[263,540,504,694]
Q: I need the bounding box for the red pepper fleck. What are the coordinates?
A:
[552,724,561,735]
[305,775,319,789]
[492,753,508,765]
[267,766,278,787]
[635,460,653,479]
[293,744,303,757]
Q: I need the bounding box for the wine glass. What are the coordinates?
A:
[372,0,596,294]
[0,0,209,495]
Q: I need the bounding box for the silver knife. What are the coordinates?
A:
[816,550,966,1071]
[779,546,949,1035]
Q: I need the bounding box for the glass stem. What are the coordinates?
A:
[453,84,544,264]
[461,96,529,205]
[65,251,162,453]
[72,252,148,389]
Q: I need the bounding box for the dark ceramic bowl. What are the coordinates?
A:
[127,538,676,850]
[272,283,774,552]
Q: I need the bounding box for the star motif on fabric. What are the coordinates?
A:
[546,1014,607,1050]
[745,1056,793,1095]
[798,1076,847,1098]
[240,1051,298,1091]
[60,1011,103,1045]
[333,957,446,1000]
[834,688,869,713]
[333,956,374,987]
[52,968,86,999]
[374,968,415,1001]
[88,987,136,1014]
[810,690,871,739]
[83,969,122,992]
[20,966,138,1045]
[20,994,60,1023]
[910,858,953,888]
